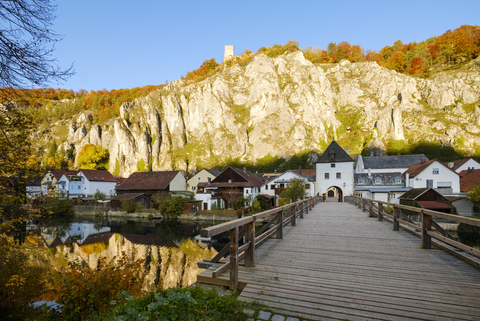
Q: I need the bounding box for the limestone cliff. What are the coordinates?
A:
[44,52,480,176]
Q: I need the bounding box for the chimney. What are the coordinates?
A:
[243,166,246,173]
[368,168,372,177]
[405,173,409,187]
[448,162,454,169]
[421,159,426,164]
[468,167,473,174]
[299,166,302,175]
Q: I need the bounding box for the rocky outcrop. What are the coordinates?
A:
[52,51,480,176]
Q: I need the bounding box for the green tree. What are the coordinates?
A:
[76,144,109,170]
[280,178,307,203]
[154,195,184,220]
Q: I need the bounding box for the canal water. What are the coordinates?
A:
[40,216,229,291]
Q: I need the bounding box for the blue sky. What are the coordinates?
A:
[51,0,480,91]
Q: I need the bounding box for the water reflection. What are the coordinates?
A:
[39,218,228,291]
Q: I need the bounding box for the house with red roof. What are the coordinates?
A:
[57,169,117,198]
[403,159,460,194]
[116,171,186,196]
[448,158,480,173]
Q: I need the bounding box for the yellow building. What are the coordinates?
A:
[186,169,221,193]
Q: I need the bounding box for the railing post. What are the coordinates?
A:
[291,204,296,226]
[276,210,283,238]
[305,200,308,214]
[421,210,432,249]
[368,200,374,217]
[378,203,383,221]
[300,201,304,218]
[362,199,366,212]
[244,219,255,267]
[393,206,400,231]
[229,226,239,290]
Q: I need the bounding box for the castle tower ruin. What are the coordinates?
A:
[224,45,234,62]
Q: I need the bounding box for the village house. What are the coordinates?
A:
[291,167,317,195]
[403,159,460,194]
[353,172,410,204]
[260,170,314,206]
[116,171,186,197]
[187,169,221,193]
[195,167,264,210]
[448,158,480,173]
[399,187,456,214]
[57,169,117,198]
[41,169,78,194]
[315,141,355,201]
[356,154,428,174]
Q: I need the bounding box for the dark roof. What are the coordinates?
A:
[116,171,181,191]
[317,141,354,163]
[451,158,471,171]
[445,196,463,202]
[229,167,265,186]
[111,193,149,201]
[24,176,43,186]
[204,169,222,177]
[79,169,117,182]
[403,159,458,178]
[398,188,430,200]
[459,168,480,192]
[115,177,126,185]
[362,154,428,170]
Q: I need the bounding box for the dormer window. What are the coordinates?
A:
[331,163,335,168]
[394,177,401,184]
[374,177,382,185]
[358,178,365,185]
[329,152,335,162]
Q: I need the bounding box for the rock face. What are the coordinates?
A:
[56,51,480,176]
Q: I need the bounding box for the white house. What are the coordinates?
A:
[403,159,460,194]
[57,173,84,198]
[315,141,355,201]
[260,170,314,203]
[78,169,118,197]
[353,172,410,204]
[449,158,480,173]
[356,154,428,174]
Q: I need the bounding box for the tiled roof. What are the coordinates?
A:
[230,167,265,186]
[291,169,316,181]
[363,154,428,170]
[204,169,222,177]
[451,158,470,171]
[317,141,354,163]
[115,177,126,185]
[116,171,181,191]
[398,187,430,200]
[403,159,458,178]
[459,168,480,192]
[79,169,117,182]
[49,169,79,180]
[417,201,453,210]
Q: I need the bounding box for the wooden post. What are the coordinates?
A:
[291,204,296,226]
[393,206,400,231]
[305,200,309,214]
[421,211,432,249]
[300,201,304,218]
[229,226,239,290]
[362,199,366,212]
[378,203,383,221]
[276,210,283,238]
[244,220,255,267]
[368,200,373,217]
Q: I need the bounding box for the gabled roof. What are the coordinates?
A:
[116,171,181,191]
[204,169,222,177]
[451,158,480,172]
[263,170,306,186]
[417,201,453,210]
[317,141,354,163]
[229,167,265,186]
[79,169,117,182]
[111,193,148,201]
[459,168,480,192]
[398,187,430,200]
[362,154,428,170]
[24,176,44,186]
[403,159,458,178]
[48,169,79,180]
[291,169,316,181]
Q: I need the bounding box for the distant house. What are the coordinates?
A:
[260,170,314,205]
[78,169,117,197]
[354,172,410,204]
[110,193,150,210]
[57,172,84,198]
[42,169,78,194]
[116,171,186,197]
[448,158,480,173]
[459,168,480,192]
[399,188,455,214]
[24,176,43,199]
[291,167,317,195]
[356,154,428,174]
[196,167,264,209]
[403,159,460,194]
[187,169,221,193]
[315,141,355,201]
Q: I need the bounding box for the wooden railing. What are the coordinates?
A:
[197,196,321,289]
[345,196,480,268]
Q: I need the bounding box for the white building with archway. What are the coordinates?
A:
[315,141,355,201]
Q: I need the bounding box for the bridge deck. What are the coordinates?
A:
[235,202,480,320]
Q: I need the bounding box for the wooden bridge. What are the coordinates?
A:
[197,197,480,320]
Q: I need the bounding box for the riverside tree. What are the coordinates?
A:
[280,178,307,203]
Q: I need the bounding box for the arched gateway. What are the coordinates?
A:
[326,186,343,202]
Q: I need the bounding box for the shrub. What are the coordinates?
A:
[121,200,140,213]
[154,195,183,220]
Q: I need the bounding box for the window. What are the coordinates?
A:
[78,186,81,190]
[331,163,335,168]
[426,180,433,188]
[325,173,329,179]
[336,173,341,179]
[329,152,335,161]
[228,178,232,183]
[394,177,401,184]
[198,177,201,181]
[265,185,268,190]
[192,186,196,191]
[358,178,365,184]
[245,189,249,194]
[432,168,439,174]
[280,183,285,188]
[271,184,275,189]
[207,177,211,183]
[305,184,310,189]
[374,177,382,185]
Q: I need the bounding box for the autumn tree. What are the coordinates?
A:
[386,51,406,72]
[280,178,307,203]
[76,144,109,170]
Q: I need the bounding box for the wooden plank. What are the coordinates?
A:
[201,216,253,237]
[426,230,480,258]
[229,226,238,289]
[196,275,231,287]
[244,221,255,267]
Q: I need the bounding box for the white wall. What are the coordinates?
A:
[316,161,354,198]
[260,171,313,198]
[408,161,460,193]
[170,172,187,191]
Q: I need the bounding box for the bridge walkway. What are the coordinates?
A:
[235,202,480,320]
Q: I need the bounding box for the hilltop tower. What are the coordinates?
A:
[224,45,234,62]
